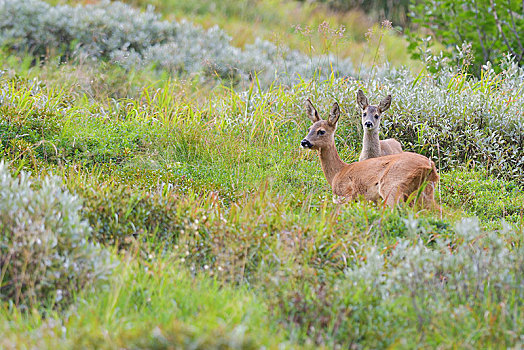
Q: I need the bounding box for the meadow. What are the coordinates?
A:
[0,0,523,348]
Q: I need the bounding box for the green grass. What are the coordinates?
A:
[0,255,291,349]
[2,63,522,347]
[441,167,524,231]
[1,1,523,348]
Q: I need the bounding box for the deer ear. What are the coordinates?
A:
[379,94,392,113]
[328,102,340,126]
[356,89,369,109]
[305,99,320,123]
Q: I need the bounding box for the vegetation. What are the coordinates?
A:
[409,0,524,74]
[0,162,115,310]
[15,0,417,77]
[0,0,359,86]
[0,0,523,348]
[312,0,412,27]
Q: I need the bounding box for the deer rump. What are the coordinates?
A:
[332,152,438,207]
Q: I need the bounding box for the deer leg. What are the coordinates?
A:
[378,182,403,208]
[384,193,399,208]
[421,181,440,210]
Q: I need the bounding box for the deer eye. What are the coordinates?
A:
[317,130,326,136]
[374,115,379,119]
[363,112,367,117]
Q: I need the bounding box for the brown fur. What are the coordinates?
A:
[302,99,438,209]
[357,89,403,161]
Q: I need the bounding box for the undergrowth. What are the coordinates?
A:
[0,0,523,348]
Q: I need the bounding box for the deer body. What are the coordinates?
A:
[301,100,438,208]
[357,89,402,161]
[360,130,402,161]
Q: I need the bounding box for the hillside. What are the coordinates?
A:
[0,0,523,348]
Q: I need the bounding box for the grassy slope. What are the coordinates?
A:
[1,59,523,348]
[1,1,523,349]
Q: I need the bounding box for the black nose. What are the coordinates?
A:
[364,121,373,128]
[301,139,312,148]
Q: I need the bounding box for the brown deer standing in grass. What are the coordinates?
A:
[300,99,438,208]
[357,89,402,161]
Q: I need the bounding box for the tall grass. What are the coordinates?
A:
[1,255,290,349]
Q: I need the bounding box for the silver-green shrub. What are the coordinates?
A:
[0,0,354,84]
[0,0,175,60]
[340,217,524,346]
[0,161,114,309]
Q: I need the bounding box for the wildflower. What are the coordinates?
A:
[381,19,393,29]
[336,25,346,38]
[365,27,374,40]
[318,21,330,34]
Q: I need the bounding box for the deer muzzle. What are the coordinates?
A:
[301,139,313,149]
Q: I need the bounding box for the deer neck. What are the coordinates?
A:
[362,128,381,159]
[319,142,347,187]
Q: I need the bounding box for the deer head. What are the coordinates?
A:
[356,89,391,132]
[300,99,340,150]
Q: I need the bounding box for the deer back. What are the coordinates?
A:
[379,138,403,156]
[332,152,437,207]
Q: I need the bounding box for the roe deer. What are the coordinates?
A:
[300,99,438,208]
[356,89,402,161]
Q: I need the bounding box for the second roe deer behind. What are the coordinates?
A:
[357,89,402,161]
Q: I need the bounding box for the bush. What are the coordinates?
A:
[0,0,355,85]
[0,161,114,309]
[409,0,524,74]
[0,0,175,60]
[341,217,524,347]
[264,217,524,347]
[379,60,524,183]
